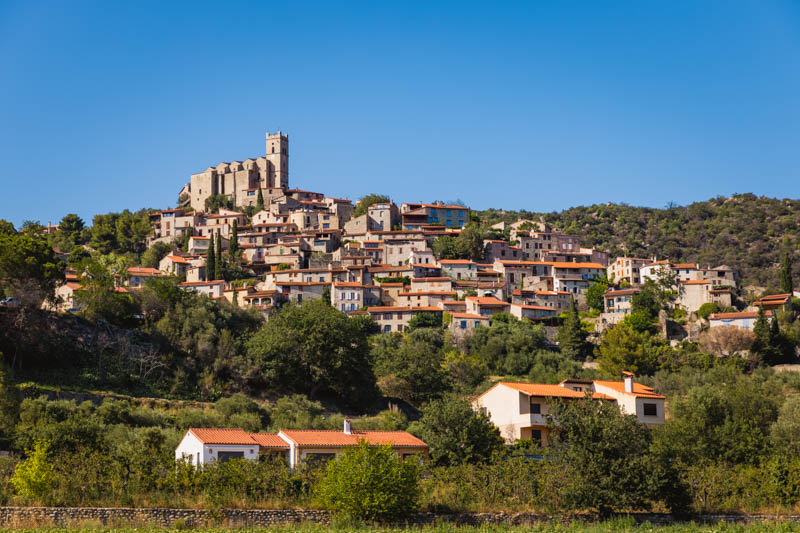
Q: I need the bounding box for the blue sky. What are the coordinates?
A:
[1,1,799,227]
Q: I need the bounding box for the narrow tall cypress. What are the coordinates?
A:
[230,219,239,258]
[215,230,223,281]
[206,233,215,281]
[256,189,264,211]
[182,230,191,253]
[780,252,794,295]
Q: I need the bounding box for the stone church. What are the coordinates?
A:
[184,131,289,212]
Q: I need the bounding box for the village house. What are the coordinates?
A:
[473,373,665,444]
[331,281,381,312]
[179,280,225,298]
[465,296,510,317]
[509,303,557,321]
[398,290,457,308]
[448,312,490,339]
[607,257,647,286]
[378,282,405,306]
[493,260,552,298]
[175,423,427,469]
[751,293,792,313]
[708,310,773,330]
[159,254,194,276]
[366,306,442,333]
[400,202,469,229]
[550,262,605,295]
[275,280,329,305]
[677,280,733,314]
[126,267,162,289]
[511,289,571,311]
[484,240,522,262]
[602,288,640,324]
[439,259,478,280]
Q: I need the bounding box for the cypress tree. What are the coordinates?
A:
[206,233,215,281]
[215,230,223,281]
[182,230,191,253]
[256,189,264,211]
[230,219,239,258]
[557,296,586,360]
[751,305,771,363]
[780,252,794,295]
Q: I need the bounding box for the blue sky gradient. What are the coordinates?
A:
[1,1,799,227]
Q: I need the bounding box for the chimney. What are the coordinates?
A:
[343,418,351,435]
[622,371,634,393]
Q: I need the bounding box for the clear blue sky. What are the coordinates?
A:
[2,1,799,227]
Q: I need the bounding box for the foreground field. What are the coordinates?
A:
[4,520,800,533]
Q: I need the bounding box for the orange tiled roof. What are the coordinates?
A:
[189,428,257,445]
[709,310,773,320]
[681,280,710,285]
[673,263,697,269]
[439,259,476,264]
[165,255,191,264]
[128,267,161,276]
[411,277,451,282]
[367,306,442,313]
[279,430,427,448]
[499,382,613,400]
[592,380,665,399]
[548,262,605,269]
[466,296,509,307]
[449,312,490,320]
[248,433,290,449]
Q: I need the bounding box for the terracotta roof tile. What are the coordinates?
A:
[592,380,665,399]
[189,428,257,445]
[248,433,290,449]
[279,430,427,448]
[498,382,613,400]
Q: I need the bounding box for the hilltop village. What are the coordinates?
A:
[47,132,786,341]
[2,131,800,517]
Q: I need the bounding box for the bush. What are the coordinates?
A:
[697,302,721,320]
[315,440,420,521]
[10,438,55,503]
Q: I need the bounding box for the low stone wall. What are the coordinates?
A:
[0,507,331,528]
[2,507,800,528]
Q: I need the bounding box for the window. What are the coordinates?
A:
[217,451,244,463]
[460,320,467,329]
[383,325,391,333]
[530,429,542,444]
[384,313,392,320]
[530,402,541,414]
[643,403,658,416]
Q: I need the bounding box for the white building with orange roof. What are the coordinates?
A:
[473,373,665,444]
[511,289,571,311]
[278,423,428,469]
[159,254,193,276]
[465,296,510,317]
[708,309,773,330]
[126,267,162,289]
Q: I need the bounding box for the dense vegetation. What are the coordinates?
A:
[2,194,800,517]
[478,193,800,288]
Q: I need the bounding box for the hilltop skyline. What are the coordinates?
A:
[2,1,800,226]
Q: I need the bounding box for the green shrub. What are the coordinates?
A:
[315,441,420,521]
[10,438,55,503]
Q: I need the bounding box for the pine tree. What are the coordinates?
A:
[781,252,794,295]
[557,296,586,360]
[256,189,264,211]
[229,219,239,258]
[206,233,215,281]
[215,230,223,281]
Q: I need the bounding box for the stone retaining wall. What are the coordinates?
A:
[1,507,800,528]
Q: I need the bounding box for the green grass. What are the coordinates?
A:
[5,520,800,533]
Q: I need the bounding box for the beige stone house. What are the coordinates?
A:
[331,282,381,312]
[366,306,442,333]
[448,312,490,339]
[465,296,510,317]
[607,257,647,286]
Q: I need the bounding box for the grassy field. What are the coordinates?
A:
[4,519,800,533]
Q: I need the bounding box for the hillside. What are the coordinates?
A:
[478,193,800,288]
